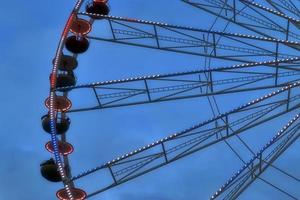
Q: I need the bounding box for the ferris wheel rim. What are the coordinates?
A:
[48,0,86,199]
[43,1,300,199]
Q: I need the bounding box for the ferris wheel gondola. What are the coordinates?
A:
[40,0,300,199]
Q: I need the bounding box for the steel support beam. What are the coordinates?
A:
[69,82,300,198]
[78,12,299,63]
[57,57,300,113]
[181,0,300,43]
[210,113,300,200]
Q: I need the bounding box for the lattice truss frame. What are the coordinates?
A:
[48,0,300,199]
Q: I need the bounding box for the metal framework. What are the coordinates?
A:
[210,112,300,200]
[70,82,300,198]
[79,12,300,63]
[60,56,300,112]
[44,0,300,199]
[181,0,300,42]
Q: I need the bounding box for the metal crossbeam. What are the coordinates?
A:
[70,82,300,198]
[181,0,300,43]
[211,113,300,200]
[58,57,300,113]
[78,12,300,63]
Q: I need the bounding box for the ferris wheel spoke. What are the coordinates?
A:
[210,113,300,200]
[181,0,300,43]
[42,1,300,199]
[70,82,300,198]
[265,0,300,19]
[58,57,300,113]
[240,0,300,38]
[78,12,299,62]
[257,177,298,200]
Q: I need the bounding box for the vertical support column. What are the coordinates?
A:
[108,19,117,40]
[153,25,160,48]
[108,165,118,185]
[286,87,291,111]
[274,42,279,86]
[198,74,204,94]
[225,115,229,137]
[92,86,103,108]
[209,71,214,92]
[212,33,217,57]
[233,0,237,22]
[285,20,290,41]
[161,142,168,163]
[144,80,152,102]
[258,153,263,173]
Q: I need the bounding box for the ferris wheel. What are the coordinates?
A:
[40,0,300,199]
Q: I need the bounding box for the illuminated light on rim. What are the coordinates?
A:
[45,96,72,112]
[70,18,92,35]
[45,141,74,156]
[48,1,84,200]
[56,188,87,200]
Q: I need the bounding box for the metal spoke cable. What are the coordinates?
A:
[109,29,295,58]
[71,81,300,181]
[266,0,300,18]
[58,69,300,113]
[284,0,300,16]
[241,0,300,22]
[183,0,275,28]
[207,78,299,189]
[181,0,300,48]
[221,0,300,187]
[201,0,264,169]
[220,122,300,200]
[267,163,300,182]
[186,0,294,33]
[222,122,300,200]
[89,71,299,100]
[258,177,298,200]
[67,83,300,198]
[78,12,300,44]
[210,113,300,199]
[57,56,300,90]
[78,12,300,64]
[239,0,300,40]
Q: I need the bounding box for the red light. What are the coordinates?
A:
[45,141,74,156]
[45,96,72,112]
[56,188,87,200]
[70,18,92,35]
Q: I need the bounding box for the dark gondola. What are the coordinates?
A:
[53,55,78,71]
[41,115,71,135]
[65,36,89,54]
[56,72,76,89]
[86,0,110,19]
[40,159,62,182]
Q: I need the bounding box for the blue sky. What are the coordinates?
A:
[1,0,300,199]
